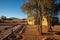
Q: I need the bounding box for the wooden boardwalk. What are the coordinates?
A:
[0,25,23,40]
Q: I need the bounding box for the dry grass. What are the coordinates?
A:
[0,20,26,24]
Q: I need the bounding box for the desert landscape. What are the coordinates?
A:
[0,0,60,40]
[0,23,60,40]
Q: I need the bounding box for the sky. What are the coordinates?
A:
[55,0,60,19]
[0,0,27,19]
[0,0,60,19]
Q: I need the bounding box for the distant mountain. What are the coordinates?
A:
[9,17,19,20]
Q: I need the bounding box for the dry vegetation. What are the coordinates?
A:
[0,19,26,24]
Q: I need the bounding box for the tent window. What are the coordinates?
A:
[43,19,44,21]
[29,20,31,21]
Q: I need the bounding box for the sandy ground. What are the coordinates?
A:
[0,24,60,40]
[22,25,60,40]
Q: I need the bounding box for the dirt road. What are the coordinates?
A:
[22,25,42,40]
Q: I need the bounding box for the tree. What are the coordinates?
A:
[1,16,7,20]
[22,0,42,34]
[21,0,59,34]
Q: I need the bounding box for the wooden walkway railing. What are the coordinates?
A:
[0,24,26,40]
